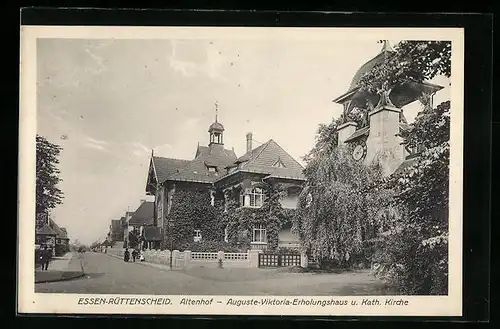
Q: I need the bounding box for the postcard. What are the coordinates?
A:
[18,25,464,316]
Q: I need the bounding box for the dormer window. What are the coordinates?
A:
[273,158,286,168]
[207,166,217,173]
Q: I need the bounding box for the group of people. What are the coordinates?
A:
[37,245,53,271]
[123,248,144,263]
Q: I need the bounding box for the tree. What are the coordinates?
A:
[296,146,387,268]
[358,40,451,94]
[36,135,64,228]
[358,40,451,294]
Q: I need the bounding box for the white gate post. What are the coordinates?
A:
[184,250,191,268]
[300,252,308,268]
[249,250,260,268]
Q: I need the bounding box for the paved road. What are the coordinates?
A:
[35,252,394,295]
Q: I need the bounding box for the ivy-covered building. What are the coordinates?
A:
[145,115,305,251]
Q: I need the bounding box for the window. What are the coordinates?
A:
[306,193,313,208]
[249,187,264,208]
[273,158,286,168]
[252,224,267,243]
[194,230,202,242]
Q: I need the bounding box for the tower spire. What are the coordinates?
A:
[215,101,218,122]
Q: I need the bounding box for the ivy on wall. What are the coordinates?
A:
[164,187,223,250]
[225,183,297,251]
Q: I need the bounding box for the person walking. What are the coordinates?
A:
[42,246,52,270]
[124,248,130,262]
[38,246,47,270]
[132,249,138,262]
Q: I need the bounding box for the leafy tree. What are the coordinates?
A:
[358,40,451,94]
[296,146,388,268]
[372,100,450,294]
[358,40,451,294]
[36,135,64,228]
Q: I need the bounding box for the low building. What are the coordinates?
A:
[126,200,159,250]
[35,217,70,256]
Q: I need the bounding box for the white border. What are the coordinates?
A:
[18,26,464,316]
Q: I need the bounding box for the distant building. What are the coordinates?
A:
[109,219,124,243]
[35,216,70,256]
[125,200,159,250]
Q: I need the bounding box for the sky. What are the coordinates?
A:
[37,36,450,245]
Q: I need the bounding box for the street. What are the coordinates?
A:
[35,252,396,295]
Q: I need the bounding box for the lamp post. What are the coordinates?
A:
[168,219,173,270]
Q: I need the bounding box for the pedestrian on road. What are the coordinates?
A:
[124,248,130,262]
[132,249,138,262]
[42,246,51,270]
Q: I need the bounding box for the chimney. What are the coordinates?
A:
[246,132,253,153]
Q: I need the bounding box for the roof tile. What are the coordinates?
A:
[218,140,305,181]
[128,201,154,226]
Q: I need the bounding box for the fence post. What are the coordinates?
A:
[172,250,180,268]
[249,249,260,268]
[165,250,171,265]
[300,252,308,268]
[184,250,191,269]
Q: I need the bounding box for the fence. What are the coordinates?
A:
[106,247,307,269]
[258,253,302,268]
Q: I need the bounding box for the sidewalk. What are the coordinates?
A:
[35,252,85,283]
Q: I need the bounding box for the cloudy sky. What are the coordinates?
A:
[36,35,450,245]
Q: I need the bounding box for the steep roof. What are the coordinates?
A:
[144,226,162,241]
[128,201,154,226]
[218,139,305,182]
[36,224,58,236]
[151,156,190,184]
[58,227,69,239]
[48,218,69,239]
[168,144,237,183]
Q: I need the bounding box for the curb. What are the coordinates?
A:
[35,257,86,284]
[104,251,176,271]
[35,271,85,284]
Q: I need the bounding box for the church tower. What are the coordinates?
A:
[333,40,444,176]
[208,101,224,146]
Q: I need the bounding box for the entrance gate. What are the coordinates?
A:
[258,253,301,267]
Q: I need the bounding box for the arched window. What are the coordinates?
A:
[249,187,264,208]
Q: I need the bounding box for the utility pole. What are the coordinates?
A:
[169,218,173,270]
